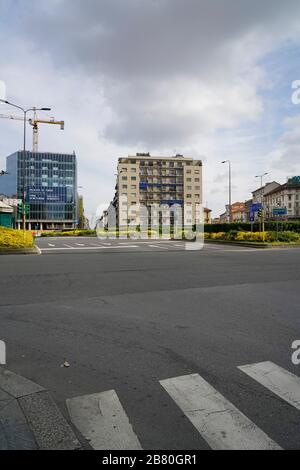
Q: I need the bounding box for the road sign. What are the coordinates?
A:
[251,203,262,212]
[273,207,287,216]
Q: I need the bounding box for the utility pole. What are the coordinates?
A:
[221,160,232,223]
[255,173,268,242]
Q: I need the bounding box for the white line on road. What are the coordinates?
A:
[63,244,75,249]
[148,245,169,249]
[48,243,55,247]
[67,390,142,450]
[40,245,139,251]
[160,373,280,450]
[75,243,85,247]
[238,361,300,410]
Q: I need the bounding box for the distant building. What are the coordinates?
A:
[112,153,203,229]
[0,150,78,230]
[0,200,14,228]
[244,199,253,222]
[203,207,212,224]
[219,212,227,223]
[219,202,247,223]
[252,182,281,204]
[264,177,300,220]
[231,202,247,222]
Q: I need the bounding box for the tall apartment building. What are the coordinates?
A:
[112,153,202,229]
[0,150,78,230]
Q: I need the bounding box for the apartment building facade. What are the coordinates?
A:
[112,153,202,230]
[264,177,300,220]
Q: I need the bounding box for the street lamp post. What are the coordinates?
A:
[255,172,268,242]
[221,160,232,223]
[0,100,51,232]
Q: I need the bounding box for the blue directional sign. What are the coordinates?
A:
[272,207,287,216]
[251,203,262,212]
[249,211,255,222]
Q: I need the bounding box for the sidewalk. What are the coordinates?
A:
[0,368,81,450]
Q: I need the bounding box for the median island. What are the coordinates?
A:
[205,230,300,247]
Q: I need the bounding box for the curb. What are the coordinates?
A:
[0,246,41,256]
[205,240,300,249]
[205,240,270,249]
[0,368,81,450]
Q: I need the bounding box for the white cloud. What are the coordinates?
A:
[270,115,300,173]
[1,0,300,219]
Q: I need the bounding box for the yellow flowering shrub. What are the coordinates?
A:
[0,227,33,248]
[205,230,300,243]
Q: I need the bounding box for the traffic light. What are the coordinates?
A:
[17,203,30,216]
[258,209,262,218]
[17,203,23,215]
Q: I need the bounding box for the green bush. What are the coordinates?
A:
[205,221,300,233]
[41,229,96,237]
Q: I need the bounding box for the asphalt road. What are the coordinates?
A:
[0,239,300,449]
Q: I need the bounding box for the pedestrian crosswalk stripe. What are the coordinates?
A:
[160,373,281,450]
[66,390,142,450]
[238,361,300,410]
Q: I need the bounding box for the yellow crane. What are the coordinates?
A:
[0,108,65,152]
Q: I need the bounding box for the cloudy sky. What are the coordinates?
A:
[1,0,300,222]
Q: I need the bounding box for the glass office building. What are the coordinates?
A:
[0,151,77,230]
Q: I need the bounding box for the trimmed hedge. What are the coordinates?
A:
[205,230,300,243]
[205,221,300,233]
[40,230,96,237]
[0,227,34,248]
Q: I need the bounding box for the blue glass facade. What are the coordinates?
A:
[0,151,77,230]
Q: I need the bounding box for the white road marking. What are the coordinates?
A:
[64,244,75,249]
[148,245,169,249]
[40,245,139,251]
[48,243,55,247]
[75,243,85,247]
[67,390,142,450]
[238,361,300,410]
[160,373,280,450]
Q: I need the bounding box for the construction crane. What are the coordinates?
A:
[0,108,65,152]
